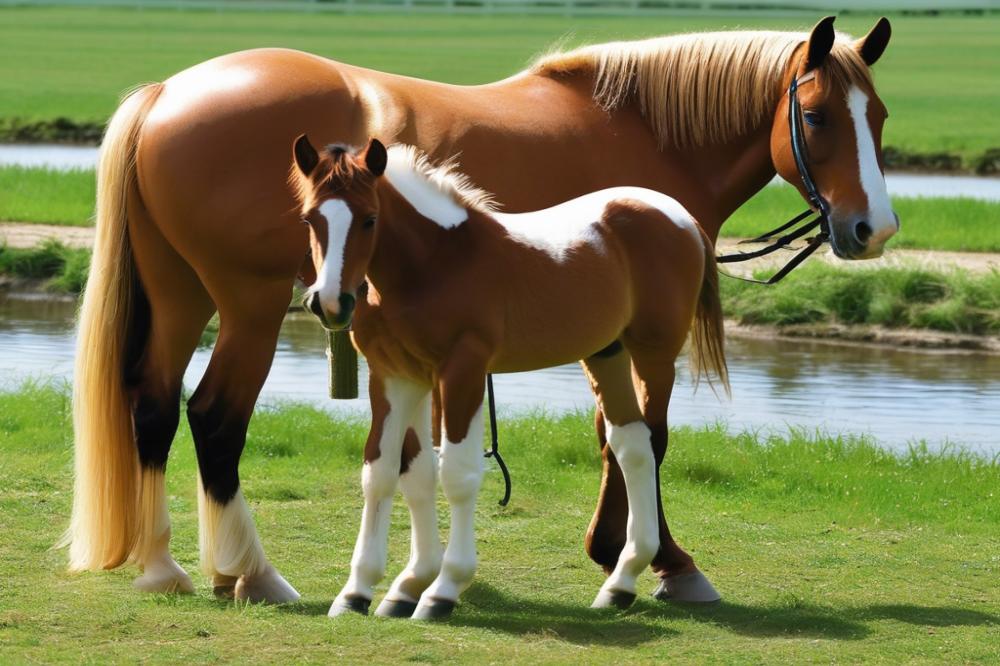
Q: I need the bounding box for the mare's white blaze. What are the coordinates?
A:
[333,378,428,611]
[415,405,485,610]
[847,85,897,243]
[312,199,353,312]
[494,186,702,261]
[384,147,468,228]
[595,419,658,601]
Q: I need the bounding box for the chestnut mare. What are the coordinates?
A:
[290,136,728,617]
[65,16,897,604]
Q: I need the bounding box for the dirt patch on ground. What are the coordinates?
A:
[0,222,94,249]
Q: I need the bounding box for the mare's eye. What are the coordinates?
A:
[804,111,825,128]
[300,217,310,226]
[363,215,377,229]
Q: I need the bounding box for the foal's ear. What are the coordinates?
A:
[804,15,837,72]
[362,138,387,177]
[855,17,891,67]
[293,134,320,177]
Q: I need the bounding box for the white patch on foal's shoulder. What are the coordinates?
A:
[384,147,468,229]
[493,187,700,261]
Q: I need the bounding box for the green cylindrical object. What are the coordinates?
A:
[327,329,359,399]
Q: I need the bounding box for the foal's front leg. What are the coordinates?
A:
[412,339,489,620]
[329,374,428,617]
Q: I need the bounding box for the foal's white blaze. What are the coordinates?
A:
[594,419,659,606]
[494,186,702,261]
[312,199,353,313]
[384,148,468,228]
[847,85,897,250]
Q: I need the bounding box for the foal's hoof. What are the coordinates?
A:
[133,558,195,594]
[652,570,721,604]
[411,597,455,621]
[591,588,637,610]
[234,567,301,604]
[374,598,418,618]
[328,594,371,617]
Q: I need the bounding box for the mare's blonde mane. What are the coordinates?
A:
[532,30,874,148]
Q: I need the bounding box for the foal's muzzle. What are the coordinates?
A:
[304,291,356,330]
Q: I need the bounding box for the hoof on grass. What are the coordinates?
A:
[591,588,637,610]
[652,570,721,604]
[234,567,300,604]
[375,598,418,618]
[329,594,371,617]
[213,574,238,599]
[134,558,195,594]
[411,597,455,621]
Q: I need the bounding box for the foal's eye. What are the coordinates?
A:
[804,111,825,128]
[363,215,377,229]
[300,217,310,226]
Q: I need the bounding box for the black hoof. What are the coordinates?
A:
[374,598,418,618]
[411,597,456,621]
[607,590,637,610]
[213,585,236,599]
[328,594,371,617]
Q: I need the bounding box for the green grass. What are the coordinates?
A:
[0,8,999,167]
[0,239,90,292]
[722,262,1000,335]
[0,166,95,226]
[723,185,1000,253]
[0,382,997,662]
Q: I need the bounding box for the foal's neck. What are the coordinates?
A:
[365,186,448,294]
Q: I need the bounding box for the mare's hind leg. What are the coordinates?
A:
[581,350,659,609]
[187,280,299,603]
[330,373,429,617]
[375,390,443,618]
[128,209,215,593]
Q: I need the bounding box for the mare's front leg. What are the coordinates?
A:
[412,335,490,620]
[329,373,429,616]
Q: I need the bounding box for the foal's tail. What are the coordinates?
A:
[61,83,165,571]
[689,226,730,395]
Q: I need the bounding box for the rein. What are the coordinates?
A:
[484,374,512,506]
[716,70,831,285]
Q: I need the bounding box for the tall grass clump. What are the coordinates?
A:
[722,263,1000,335]
[0,240,91,293]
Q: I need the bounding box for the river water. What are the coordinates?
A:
[2,294,997,455]
[2,143,1000,201]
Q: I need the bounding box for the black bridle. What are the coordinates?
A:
[717,70,832,284]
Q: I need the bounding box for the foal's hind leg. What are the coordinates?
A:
[330,373,429,617]
[581,351,660,610]
[187,280,299,603]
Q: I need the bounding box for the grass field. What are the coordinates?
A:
[0,383,997,662]
[0,8,999,167]
[4,164,999,252]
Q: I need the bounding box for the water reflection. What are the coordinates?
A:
[1,293,998,454]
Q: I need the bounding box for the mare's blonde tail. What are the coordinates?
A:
[689,227,730,395]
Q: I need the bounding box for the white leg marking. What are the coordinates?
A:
[593,420,659,607]
[380,393,443,609]
[331,378,429,615]
[311,198,353,314]
[133,469,193,593]
[847,85,897,247]
[413,404,485,616]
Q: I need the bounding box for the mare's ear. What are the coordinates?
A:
[855,17,891,67]
[362,138,387,177]
[805,16,837,72]
[293,134,320,177]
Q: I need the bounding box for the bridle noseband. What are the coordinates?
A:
[717,68,832,284]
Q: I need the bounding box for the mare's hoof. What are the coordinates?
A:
[375,598,418,618]
[329,594,371,617]
[411,597,456,621]
[133,559,195,594]
[591,588,637,610]
[234,567,301,604]
[652,570,721,604]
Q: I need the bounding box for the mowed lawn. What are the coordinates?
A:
[1,383,998,663]
[0,8,998,161]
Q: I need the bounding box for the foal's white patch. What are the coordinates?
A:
[493,186,701,261]
[847,85,897,241]
[384,148,468,228]
[312,199,352,311]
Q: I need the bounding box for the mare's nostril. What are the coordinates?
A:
[854,220,873,245]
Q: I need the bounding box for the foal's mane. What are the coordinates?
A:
[385,144,498,214]
[532,30,873,148]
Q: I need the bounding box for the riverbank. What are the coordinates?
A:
[1,383,997,663]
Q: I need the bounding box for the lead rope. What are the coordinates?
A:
[484,373,512,506]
